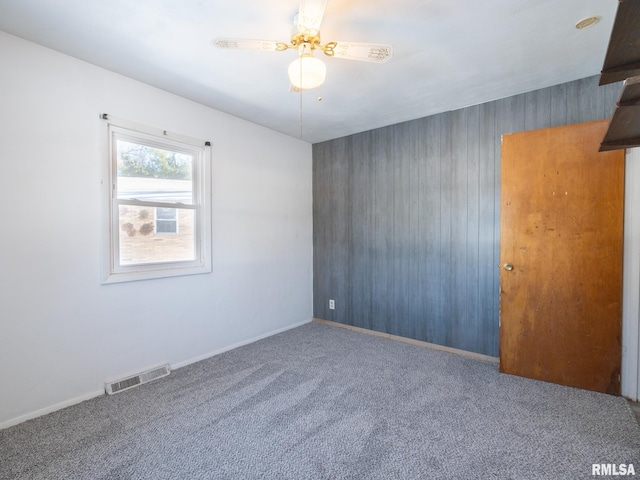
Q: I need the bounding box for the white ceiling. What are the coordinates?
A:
[0,0,618,143]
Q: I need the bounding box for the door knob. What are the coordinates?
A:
[503,263,514,271]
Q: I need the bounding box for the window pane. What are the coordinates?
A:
[156,220,177,233]
[156,207,177,220]
[116,140,193,204]
[118,205,195,265]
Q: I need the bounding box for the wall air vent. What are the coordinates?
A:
[105,364,170,395]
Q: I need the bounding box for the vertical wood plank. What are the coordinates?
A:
[371,127,394,333]
[313,141,337,322]
[524,86,551,131]
[350,130,373,330]
[406,119,422,339]
[567,76,603,124]
[478,100,498,356]
[390,123,412,337]
[439,111,454,346]
[448,108,469,350]
[466,104,481,353]
[332,137,350,325]
[419,114,443,344]
[550,82,568,127]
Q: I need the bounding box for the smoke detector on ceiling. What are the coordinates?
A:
[575,16,600,29]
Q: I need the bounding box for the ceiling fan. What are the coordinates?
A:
[213,0,393,91]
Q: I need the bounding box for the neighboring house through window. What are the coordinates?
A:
[102,115,212,283]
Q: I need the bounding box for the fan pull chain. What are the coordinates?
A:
[299,66,303,139]
[299,88,303,139]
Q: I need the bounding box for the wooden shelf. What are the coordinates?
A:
[600,75,640,151]
[600,0,640,86]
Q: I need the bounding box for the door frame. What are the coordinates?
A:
[623,147,640,401]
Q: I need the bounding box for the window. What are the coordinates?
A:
[155,207,178,234]
[103,116,211,283]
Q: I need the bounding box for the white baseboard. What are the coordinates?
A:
[0,389,104,430]
[171,318,312,370]
[1,318,312,430]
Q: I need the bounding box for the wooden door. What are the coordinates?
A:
[499,120,624,395]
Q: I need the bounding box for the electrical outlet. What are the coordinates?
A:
[329,299,335,310]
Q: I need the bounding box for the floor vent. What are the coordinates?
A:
[105,364,170,395]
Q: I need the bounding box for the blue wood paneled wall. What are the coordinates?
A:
[312,76,621,356]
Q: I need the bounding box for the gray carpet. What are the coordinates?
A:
[1,322,639,479]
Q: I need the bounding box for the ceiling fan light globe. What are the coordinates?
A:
[288,55,326,90]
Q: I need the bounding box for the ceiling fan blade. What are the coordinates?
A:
[330,42,393,63]
[212,38,283,51]
[297,0,329,35]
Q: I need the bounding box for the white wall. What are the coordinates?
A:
[0,32,313,428]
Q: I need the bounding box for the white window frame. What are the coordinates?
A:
[102,115,212,284]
